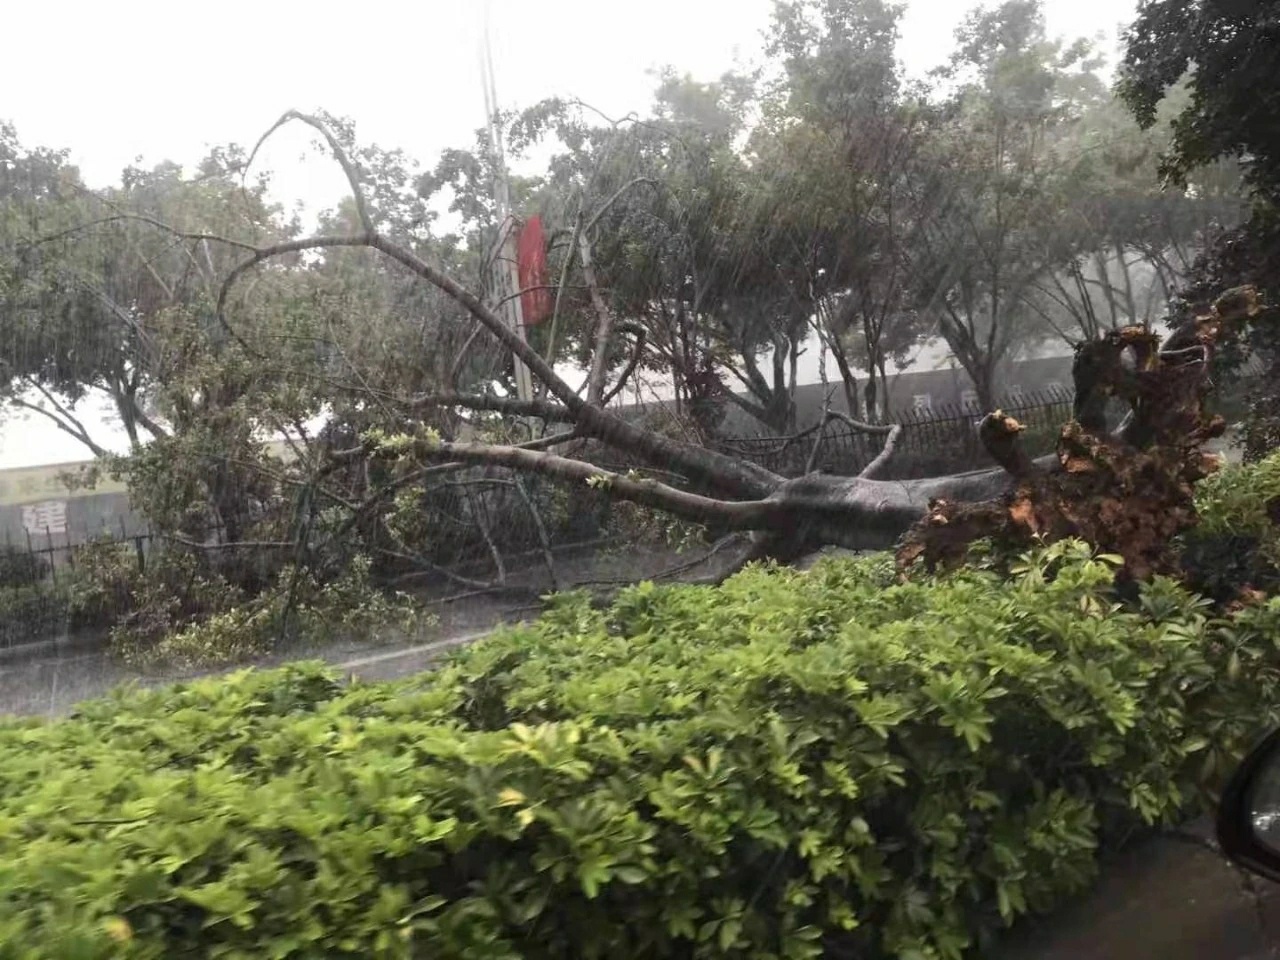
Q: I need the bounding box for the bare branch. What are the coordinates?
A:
[448,324,485,391]
[421,440,778,529]
[600,325,648,406]
[26,214,258,253]
[493,283,587,312]
[513,476,559,590]
[580,177,661,406]
[247,110,373,233]
[583,177,660,233]
[408,391,575,422]
[164,534,294,551]
[572,533,749,588]
[464,484,507,583]
[805,405,901,478]
[377,546,517,593]
[858,424,903,480]
[8,385,109,459]
[805,394,836,475]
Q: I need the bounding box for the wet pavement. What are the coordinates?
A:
[995,821,1280,959]
[0,541,748,718]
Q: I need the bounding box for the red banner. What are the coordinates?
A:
[516,215,553,326]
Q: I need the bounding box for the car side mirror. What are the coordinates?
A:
[1218,726,1280,883]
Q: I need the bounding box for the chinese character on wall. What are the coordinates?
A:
[21,500,67,536]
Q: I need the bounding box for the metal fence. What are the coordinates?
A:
[0,382,1202,655]
[717,387,1078,480]
[0,521,151,586]
[0,464,635,653]
[0,472,616,581]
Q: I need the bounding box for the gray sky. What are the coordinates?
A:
[0,0,1134,469]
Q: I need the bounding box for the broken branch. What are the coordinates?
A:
[415,440,778,528]
[408,391,575,422]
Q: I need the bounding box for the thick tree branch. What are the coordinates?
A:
[218,231,777,497]
[858,423,904,480]
[417,440,779,528]
[213,115,779,502]
[805,408,901,478]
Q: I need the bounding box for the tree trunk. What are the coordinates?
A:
[828,335,862,420]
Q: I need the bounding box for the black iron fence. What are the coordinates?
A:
[2,378,1254,656]
[0,522,151,586]
[0,465,634,654]
[717,387,1078,480]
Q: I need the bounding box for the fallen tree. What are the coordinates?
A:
[173,114,1267,583]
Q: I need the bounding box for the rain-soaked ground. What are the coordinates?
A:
[993,819,1280,960]
[0,540,745,718]
[3,521,1277,957]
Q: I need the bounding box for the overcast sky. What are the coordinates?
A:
[0,0,1135,469]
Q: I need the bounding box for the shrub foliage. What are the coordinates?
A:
[1180,449,1280,601]
[2,541,1279,958]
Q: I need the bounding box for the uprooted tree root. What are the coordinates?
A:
[896,286,1263,582]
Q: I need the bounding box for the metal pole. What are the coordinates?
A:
[480,3,533,404]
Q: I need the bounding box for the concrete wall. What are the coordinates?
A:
[0,440,297,551]
[0,492,147,552]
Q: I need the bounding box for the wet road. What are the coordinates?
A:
[995,821,1280,960]
[0,630,492,719]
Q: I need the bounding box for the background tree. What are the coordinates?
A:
[755,0,932,420]
[1023,87,1246,346]
[910,0,1110,407]
[1120,0,1280,461]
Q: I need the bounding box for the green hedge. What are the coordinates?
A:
[2,541,1280,959]
[1180,450,1280,601]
